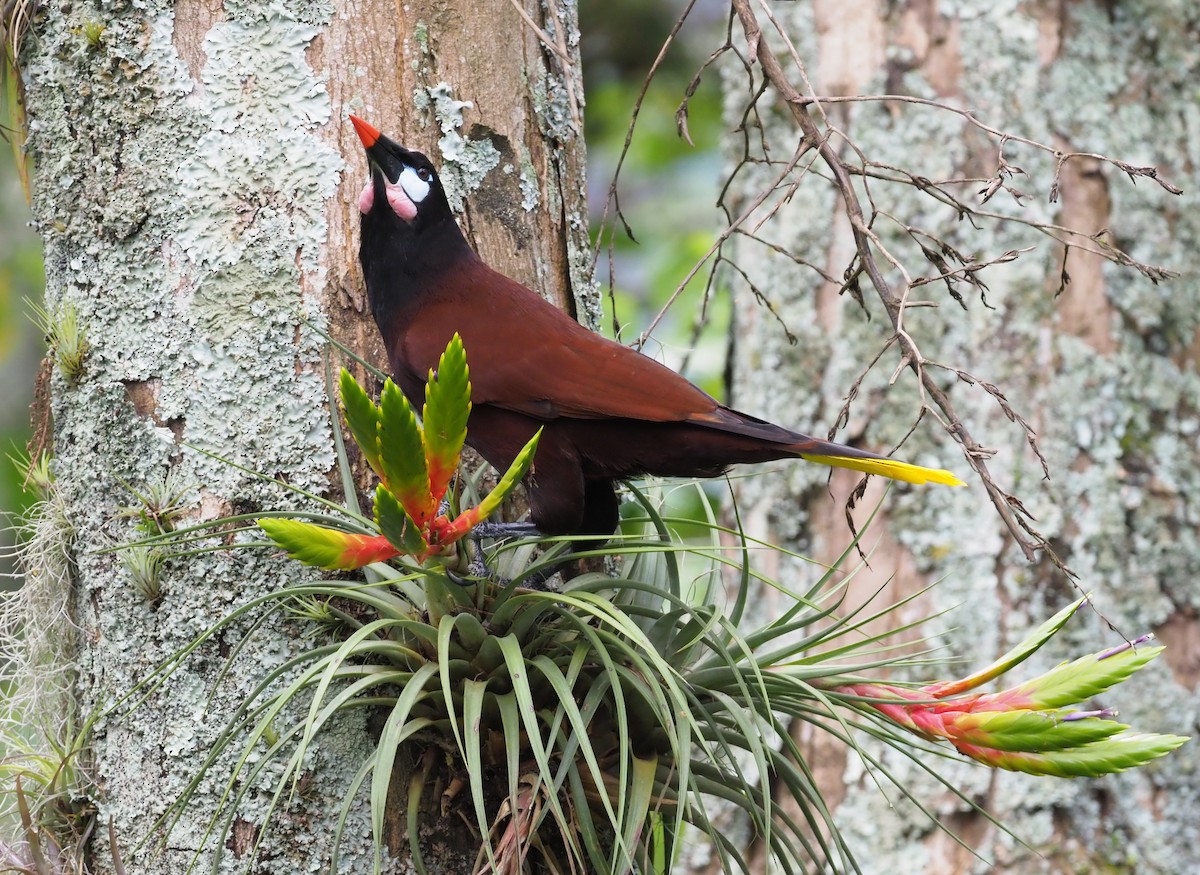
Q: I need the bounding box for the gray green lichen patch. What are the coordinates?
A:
[516,145,540,212]
[177,127,340,274]
[527,72,579,145]
[200,13,331,133]
[528,4,583,144]
[414,81,501,212]
[22,2,377,870]
[221,0,335,27]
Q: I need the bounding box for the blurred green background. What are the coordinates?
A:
[581,0,727,393]
[0,85,43,580]
[0,0,727,574]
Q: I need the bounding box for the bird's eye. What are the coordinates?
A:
[416,167,432,182]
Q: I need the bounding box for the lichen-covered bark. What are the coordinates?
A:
[722,1,1199,873]
[22,0,589,871]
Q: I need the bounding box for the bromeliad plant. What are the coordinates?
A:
[137,336,1186,875]
[258,332,540,570]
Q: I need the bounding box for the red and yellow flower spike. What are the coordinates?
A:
[259,336,540,569]
[421,333,471,513]
[832,598,1188,777]
[256,519,399,571]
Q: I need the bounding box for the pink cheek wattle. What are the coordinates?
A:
[358,180,418,221]
[357,182,374,214]
[385,183,418,220]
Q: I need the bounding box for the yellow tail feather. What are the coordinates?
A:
[800,454,965,487]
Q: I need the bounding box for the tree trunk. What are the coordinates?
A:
[718,1,1198,872]
[20,1,588,871]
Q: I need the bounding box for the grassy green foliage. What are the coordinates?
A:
[581,0,730,395]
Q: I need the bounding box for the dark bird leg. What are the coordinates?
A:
[469,520,544,540]
[458,520,543,582]
[453,477,621,590]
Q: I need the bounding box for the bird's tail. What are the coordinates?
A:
[794,440,965,486]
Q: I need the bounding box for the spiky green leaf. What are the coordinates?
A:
[925,595,1088,697]
[1011,644,1165,710]
[374,485,428,556]
[377,379,434,525]
[474,427,542,521]
[961,731,1189,778]
[422,333,471,505]
[338,369,384,480]
[257,518,397,570]
[950,710,1127,752]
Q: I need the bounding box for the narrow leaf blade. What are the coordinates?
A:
[925,595,1088,697]
[473,427,542,522]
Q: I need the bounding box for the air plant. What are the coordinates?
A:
[130,336,1186,875]
[258,333,539,570]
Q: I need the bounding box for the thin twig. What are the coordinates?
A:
[638,140,815,344]
[730,0,1069,571]
[789,92,1182,199]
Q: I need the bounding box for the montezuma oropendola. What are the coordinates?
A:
[350,115,963,547]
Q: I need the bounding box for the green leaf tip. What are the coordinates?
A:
[423,334,472,505]
[338,368,384,480]
[474,427,542,521]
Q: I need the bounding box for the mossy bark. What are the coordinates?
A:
[21,1,589,871]
[711,2,1199,873]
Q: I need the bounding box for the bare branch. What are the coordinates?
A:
[506,0,582,131]
[729,0,1071,572]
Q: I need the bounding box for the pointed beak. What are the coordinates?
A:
[349,115,381,149]
[350,115,390,210]
[350,114,390,180]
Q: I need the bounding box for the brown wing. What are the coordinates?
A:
[397,260,725,424]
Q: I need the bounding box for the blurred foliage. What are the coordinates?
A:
[580,0,730,530]
[1,74,43,569]
[581,0,729,399]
